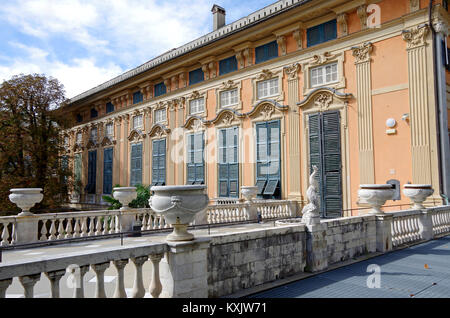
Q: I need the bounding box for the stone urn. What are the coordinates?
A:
[113,187,137,210]
[149,185,209,242]
[403,184,434,209]
[240,186,258,203]
[9,188,44,216]
[358,184,395,215]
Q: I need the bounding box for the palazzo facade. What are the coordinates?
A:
[61,0,450,217]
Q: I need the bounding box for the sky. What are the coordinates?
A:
[0,0,278,99]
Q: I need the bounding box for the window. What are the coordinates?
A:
[187,133,205,185]
[189,68,204,86]
[218,127,239,197]
[130,143,142,186]
[76,114,83,123]
[152,139,166,186]
[103,148,113,194]
[219,56,238,75]
[154,109,166,124]
[220,89,239,108]
[105,123,113,136]
[90,128,97,141]
[154,82,166,97]
[74,153,82,183]
[257,78,279,99]
[76,132,82,144]
[133,91,143,105]
[133,115,143,129]
[189,98,205,115]
[307,19,337,47]
[106,102,114,113]
[90,108,98,118]
[64,136,69,147]
[255,41,278,64]
[310,63,338,87]
[86,150,97,194]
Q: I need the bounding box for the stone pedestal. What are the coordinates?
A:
[15,215,39,244]
[244,203,258,221]
[418,209,433,241]
[304,223,328,272]
[375,214,393,253]
[159,238,210,298]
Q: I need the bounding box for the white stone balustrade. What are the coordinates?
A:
[387,210,423,247]
[430,206,450,236]
[0,242,168,298]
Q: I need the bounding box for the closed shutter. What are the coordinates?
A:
[87,150,97,194]
[75,153,82,183]
[219,56,238,75]
[130,143,142,186]
[103,148,113,194]
[307,19,337,47]
[154,82,166,97]
[308,111,342,218]
[189,68,204,85]
[187,133,205,184]
[152,139,166,185]
[255,41,278,64]
[106,102,114,113]
[218,127,239,197]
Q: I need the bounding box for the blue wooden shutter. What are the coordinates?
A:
[219,56,238,75]
[308,20,337,47]
[106,102,114,113]
[90,108,98,119]
[154,82,166,97]
[130,143,142,186]
[189,68,204,85]
[103,148,113,194]
[187,133,204,184]
[133,91,143,104]
[76,114,83,123]
[218,127,239,197]
[152,139,166,185]
[255,41,278,64]
[324,19,337,42]
[87,150,97,194]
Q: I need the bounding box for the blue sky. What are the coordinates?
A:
[0,0,277,99]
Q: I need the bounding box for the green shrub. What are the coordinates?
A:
[102,184,151,210]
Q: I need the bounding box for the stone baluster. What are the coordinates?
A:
[87,217,94,236]
[92,262,110,298]
[149,254,163,298]
[131,256,148,298]
[71,265,89,298]
[80,217,88,237]
[19,274,41,298]
[0,279,12,298]
[39,221,47,241]
[1,224,10,246]
[45,270,66,298]
[57,220,65,239]
[113,259,129,298]
[65,218,73,239]
[102,217,108,235]
[73,218,81,238]
[95,217,102,235]
[109,216,116,234]
[48,220,57,241]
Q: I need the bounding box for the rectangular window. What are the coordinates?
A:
[256,120,281,199]
[133,115,143,129]
[105,123,113,136]
[218,127,239,197]
[106,102,114,113]
[189,98,205,115]
[87,150,97,194]
[103,148,113,194]
[152,139,166,185]
[154,109,166,123]
[220,89,239,108]
[219,56,238,75]
[74,153,82,183]
[154,82,166,97]
[133,91,143,105]
[76,132,82,144]
[187,133,205,184]
[189,68,204,85]
[64,136,69,147]
[90,128,97,141]
[307,19,337,47]
[257,78,278,99]
[310,63,338,87]
[130,143,142,186]
[255,41,278,64]
[90,108,98,118]
[76,114,83,123]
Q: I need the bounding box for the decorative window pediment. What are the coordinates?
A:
[128,128,146,142]
[101,136,116,147]
[148,123,171,138]
[86,139,98,150]
[297,87,353,112]
[302,51,345,96]
[245,100,288,120]
[183,116,207,132]
[209,108,243,128]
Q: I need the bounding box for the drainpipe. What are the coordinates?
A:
[429,0,449,205]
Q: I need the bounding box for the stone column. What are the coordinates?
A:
[284,63,302,202]
[122,114,130,186]
[159,238,210,298]
[304,223,328,272]
[167,102,177,185]
[402,25,438,192]
[375,214,393,253]
[352,42,375,184]
[176,101,185,185]
[114,117,121,186]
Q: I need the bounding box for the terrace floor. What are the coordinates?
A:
[248,235,450,298]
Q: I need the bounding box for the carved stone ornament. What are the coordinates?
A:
[276,36,287,55]
[301,165,320,225]
[284,63,300,80]
[352,42,373,64]
[402,25,430,49]
[357,5,368,30]
[190,91,201,100]
[260,103,275,119]
[310,52,339,66]
[314,93,333,111]
[192,119,203,132]
[337,13,348,36]
[256,69,279,81]
[221,80,237,90]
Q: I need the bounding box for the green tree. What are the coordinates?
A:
[0,74,70,214]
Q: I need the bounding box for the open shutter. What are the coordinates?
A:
[308,113,322,211]
[87,150,97,194]
[103,148,113,194]
[158,139,166,185]
[152,140,160,185]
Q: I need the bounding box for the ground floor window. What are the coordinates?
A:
[218,126,239,197]
[130,143,142,186]
[103,148,113,194]
[152,139,166,186]
[187,132,205,185]
[86,150,97,194]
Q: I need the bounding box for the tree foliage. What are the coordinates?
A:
[102,184,151,210]
[0,74,70,214]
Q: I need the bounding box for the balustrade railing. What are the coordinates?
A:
[388,210,422,247]
[431,207,450,236]
[0,242,168,298]
[0,217,16,246]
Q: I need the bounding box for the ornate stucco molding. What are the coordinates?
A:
[276,35,287,56]
[402,25,430,50]
[337,13,348,37]
[409,0,419,12]
[284,63,300,81]
[351,42,373,64]
[292,28,303,50]
[357,5,368,30]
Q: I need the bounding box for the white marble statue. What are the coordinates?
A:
[301,165,320,225]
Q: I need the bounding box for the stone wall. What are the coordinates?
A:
[322,215,377,265]
[206,225,306,297]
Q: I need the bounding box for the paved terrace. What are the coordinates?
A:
[249,235,450,298]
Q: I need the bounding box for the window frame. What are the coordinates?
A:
[310,62,339,88]
[255,40,279,64]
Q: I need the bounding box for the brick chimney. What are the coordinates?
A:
[211,4,226,31]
